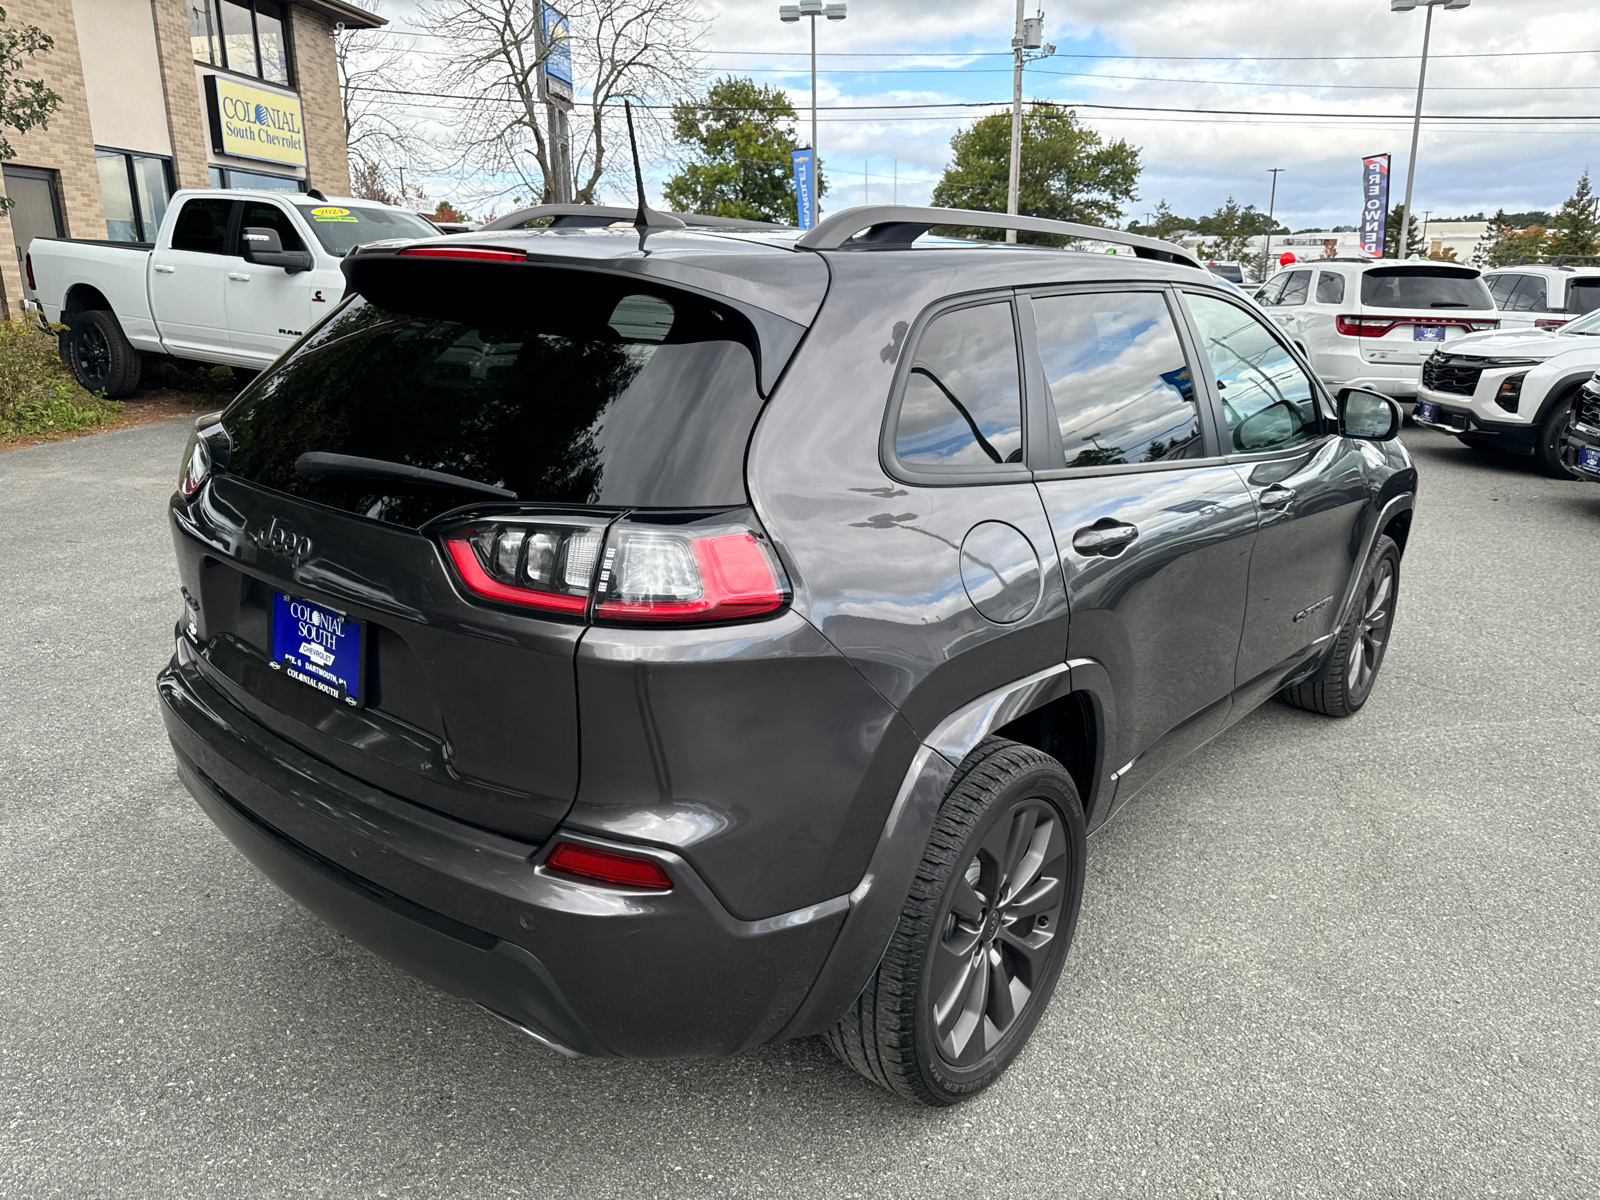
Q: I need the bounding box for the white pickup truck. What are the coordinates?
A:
[25,188,442,397]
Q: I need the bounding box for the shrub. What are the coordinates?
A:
[0,319,121,439]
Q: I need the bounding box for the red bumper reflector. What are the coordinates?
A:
[396,246,526,262]
[444,537,588,613]
[545,842,674,891]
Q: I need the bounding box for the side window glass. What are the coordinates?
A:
[1279,271,1312,307]
[1504,276,1540,312]
[239,201,304,253]
[1315,271,1345,305]
[1033,291,1204,467]
[1184,293,1321,455]
[169,198,233,254]
[1254,273,1288,307]
[1485,274,1517,306]
[895,302,1023,469]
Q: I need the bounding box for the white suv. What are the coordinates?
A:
[1414,305,1600,476]
[1253,259,1500,400]
[1482,265,1600,331]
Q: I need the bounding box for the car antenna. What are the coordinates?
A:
[624,100,684,249]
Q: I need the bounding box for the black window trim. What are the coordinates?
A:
[1022,281,1231,482]
[192,0,296,87]
[880,289,1035,488]
[1171,284,1339,466]
[92,145,175,244]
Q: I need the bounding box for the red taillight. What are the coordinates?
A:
[24,252,34,291]
[545,841,673,891]
[595,530,788,623]
[1535,318,1569,330]
[179,435,211,498]
[396,246,525,261]
[1336,315,1396,337]
[443,528,596,614]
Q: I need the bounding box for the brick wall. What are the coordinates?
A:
[291,6,350,196]
[149,0,212,190]
[0,0,106,319]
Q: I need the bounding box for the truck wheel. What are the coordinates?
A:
[64,310,141,398]
[1281,534,1400,717]
[825,737,1085,1106]
[1534,389,1578,479]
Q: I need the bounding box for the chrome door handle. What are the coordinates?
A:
[1072,521,1139,556]
[1259,485,1296,510]
[153,264,175,274]
[228,272,251,281]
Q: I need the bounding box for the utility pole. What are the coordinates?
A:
[780,1,847,226]
[1264,167,1284,275]
[1005,8,1053,243]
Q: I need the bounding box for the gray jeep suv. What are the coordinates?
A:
[158,204,1417,1106]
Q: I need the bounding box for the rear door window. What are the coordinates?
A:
[1315,271,1346,305]
[1360,267,1494,311]
[220,286,765,526]
[1279,271,1312,307]
[170,198,233,254]
[1184,292,1323,455]
[1032,290,1205,467]
[894,301,1024,470]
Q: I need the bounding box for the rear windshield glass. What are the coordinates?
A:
[1206,263,1244,283]
[1360,268,1493,311]
[220,288,762,527]
[1567,280,1600,315]
[291,204,443,256]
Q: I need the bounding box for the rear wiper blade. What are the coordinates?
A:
[294,452,517,499]
[1429,302,1472,308]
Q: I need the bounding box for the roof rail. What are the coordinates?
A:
[478,204,786,233]
[793,205,1203,269]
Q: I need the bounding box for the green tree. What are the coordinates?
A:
[1198,197,1254,262]
[1475,210,1553,267]
[663,77,823,225]
[1550,170,1600,260]
[930,105,1141,244]
[1384,204,1424,259]
[0,5,61,216]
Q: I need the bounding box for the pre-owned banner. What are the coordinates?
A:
[1360,154,1390,257]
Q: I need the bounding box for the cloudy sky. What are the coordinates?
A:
[364,0,1600,230]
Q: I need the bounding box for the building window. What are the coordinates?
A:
[209,165,305,192]
[190,0,291,85]
[96,148,174,243]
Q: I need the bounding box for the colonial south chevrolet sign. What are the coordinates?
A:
[203,76,307,167]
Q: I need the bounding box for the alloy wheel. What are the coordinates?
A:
[1347,560,1394,694]
[74,324,111,388]
[930,799,1068,1068]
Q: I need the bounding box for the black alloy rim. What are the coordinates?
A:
[74,324,111,387]
[1348,558,1395,695]
[930,799,1068,1068]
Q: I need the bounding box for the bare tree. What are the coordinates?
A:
[336,1,426,202]
[417,0,703,205]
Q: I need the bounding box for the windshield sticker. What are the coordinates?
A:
[311,206,356,222]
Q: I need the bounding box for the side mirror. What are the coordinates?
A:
[1338,388,1402,440]
[241,226,314,275]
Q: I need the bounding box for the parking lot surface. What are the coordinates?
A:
[2,419,1597,1199]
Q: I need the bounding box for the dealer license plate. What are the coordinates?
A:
[270,592,362,706]
[1580,446,1600,474]
[1415,325,1446,341]
[1416,401,1437,423]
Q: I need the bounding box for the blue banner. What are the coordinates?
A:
[1361,154,1390,258]
[792,148,815,231]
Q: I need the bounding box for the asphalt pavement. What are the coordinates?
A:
[2,418,1596,1199]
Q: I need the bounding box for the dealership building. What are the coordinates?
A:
[0,0,381,317]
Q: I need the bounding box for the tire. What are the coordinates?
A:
[1281,534,1400,717]
[1534,388,1579,479]
[63,309,142,398]
[825,737,1086,1106]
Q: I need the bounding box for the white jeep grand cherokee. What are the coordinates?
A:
[1413,305,1600,477]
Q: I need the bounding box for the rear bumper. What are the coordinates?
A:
[157,646,847,1058]
[1323,359,1423,400]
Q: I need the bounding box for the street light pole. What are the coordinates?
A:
[1265,167,1283,274]
[1392,0,1470,257]
[780,1,846,227]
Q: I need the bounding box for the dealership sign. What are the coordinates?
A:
[204,76,307,167]
[1360,154,1390,257]
[539,4,573,106]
